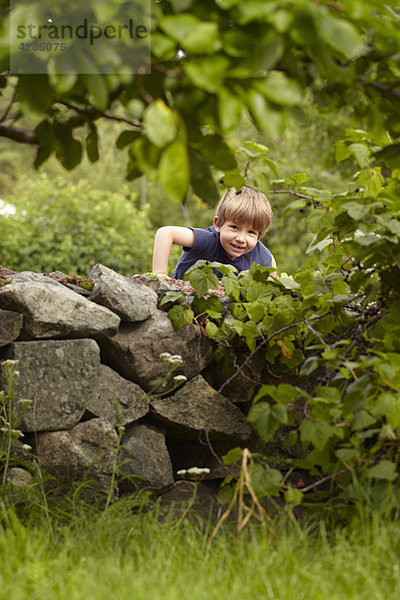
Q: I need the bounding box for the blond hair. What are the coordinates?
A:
[215,186,272,237]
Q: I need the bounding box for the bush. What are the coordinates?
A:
[0,175,154,276]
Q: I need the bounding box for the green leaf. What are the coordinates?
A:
[33,120,54,169]
[188,149,219,205]
[369,392,400,429]
[184,55,229,93]
[86,123,99,163]
[205,321,219,338]
[131,137,161,180]
[181,22,221,54]
[82,74,109,111]
[200,135,237,170]
[245,301,266,323]
[343,375,372,413]
[351,410,376,431]
[54,123,82,171]
[17,74,52,114]
[335,141,352,162]
[218,87,244,133]
[367,460,398,482]
[189,267,219,297]
[116,130,141,149]
[348,143,371,168]
[208,262,238,276]
[223,447,242,465]
[336,448,360,465]
[247,90,285,139]
[159,14,200,41]
[221,275,240,300]
[247,402,288,442]
[159,127,190,203]
[143,100,178,148]
[151,34,177,60]
[254,72,303,106]
[300,420,332,451]
[222,169,246,189]
[284,488,303,505]
[251,464,282,498]
[373,143,400,169]
[342,201,370,220]
[299,357,319,377]
[314,10,363,59]
[168,305,194,329]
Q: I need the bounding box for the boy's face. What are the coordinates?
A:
[214,216,260,260]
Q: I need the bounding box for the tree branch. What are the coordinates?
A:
[270,190,313,200]
[0,124,36,144]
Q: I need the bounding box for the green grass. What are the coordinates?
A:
[1,495,400,600]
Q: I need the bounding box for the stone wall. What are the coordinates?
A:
[0,265,258,501]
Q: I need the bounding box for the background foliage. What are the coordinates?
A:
[0,174,154,276]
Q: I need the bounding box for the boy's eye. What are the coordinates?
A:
[248,230,257,236]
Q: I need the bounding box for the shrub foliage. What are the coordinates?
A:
[0,175,154,276]
[165,134,400,518]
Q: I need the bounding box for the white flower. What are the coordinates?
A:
[170,355,183,362]
[11,429,23,438]
[187,467,210,475]
[18,399,33,406]
[177,467,210,476]
[173,375,187,383]
[159,352,172,360]
[2,359,19,368]
[22,444,32,452]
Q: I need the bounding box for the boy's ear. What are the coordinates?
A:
[214,216,220,232]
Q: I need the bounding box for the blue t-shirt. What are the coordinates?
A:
[173,226,273,279]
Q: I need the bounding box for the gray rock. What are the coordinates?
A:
[100,309,213,392]
[88,364,149,426]
[150,375,253,441]
[131,274,181,305]
[204,351,267,403]
[36,418,119,497]
[5,467,35,504]
[89,264,157,322]
[0,308,23,347]
[0,280,120,339]
[0,339,100,431]
[118,423,174,491]
[7,271,62,286]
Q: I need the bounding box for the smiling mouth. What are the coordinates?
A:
[231,243,245,251]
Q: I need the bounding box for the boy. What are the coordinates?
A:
[152,185,276,279]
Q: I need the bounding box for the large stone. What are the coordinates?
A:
[0,308,23,347]
[88,364,149,426]
[118,423,174,491]
[0,279,120,339]
[150,375,253,441]
[204,351,266,403]
[89,264,157,322]
[0,339,100,431]
[131,274,181,305]
[100,309,213,392]
[36,418,119,497]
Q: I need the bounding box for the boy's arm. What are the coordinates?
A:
[152,226,195,276]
